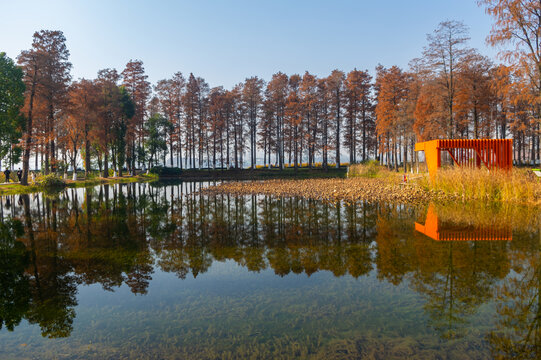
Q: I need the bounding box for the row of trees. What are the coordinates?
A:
[1,1,540,185]
[376,0,541,170]
[375,18,540,171]
[7,29,379,180]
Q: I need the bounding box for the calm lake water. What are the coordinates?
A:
[0,181,539,359]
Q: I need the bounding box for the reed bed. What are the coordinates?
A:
[419,167,541,205]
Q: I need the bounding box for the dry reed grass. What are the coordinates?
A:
[347,161,397,180]
[419,167,541,205]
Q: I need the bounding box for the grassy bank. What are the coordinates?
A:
[0,173,157,196]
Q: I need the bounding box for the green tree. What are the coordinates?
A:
[111,86,135,176]
[0,52,25,170]
[144,113,172,167]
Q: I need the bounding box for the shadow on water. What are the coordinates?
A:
[0,182,539,359]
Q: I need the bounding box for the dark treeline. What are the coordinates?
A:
[1,2,541,185]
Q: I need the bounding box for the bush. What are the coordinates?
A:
[85,171,98,180]
[36,174,66,188]
[0,172,18,183]
[149,166,182,177]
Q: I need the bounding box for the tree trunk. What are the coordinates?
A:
[21,67,38,185]
[335,92,341,168]
[103,147,109,178]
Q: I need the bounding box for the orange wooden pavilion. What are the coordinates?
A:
[414,139,513,180]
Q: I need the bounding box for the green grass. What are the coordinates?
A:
[0,173,157,196]
[71,173,157,188]
[0,183,42,195]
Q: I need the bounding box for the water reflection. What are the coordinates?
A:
[0,183,539,359]
[0,218,28,332]
[488,229,541,359]
[415,203,512,241]
[1,183,381,338]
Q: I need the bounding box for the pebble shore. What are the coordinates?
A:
[201,178,443,204]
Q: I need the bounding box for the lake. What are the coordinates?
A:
[0,182,539,359]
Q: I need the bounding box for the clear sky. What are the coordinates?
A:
[0,0,497,89]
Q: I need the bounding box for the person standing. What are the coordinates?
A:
[3,169,11,183]
[16,169,22,182]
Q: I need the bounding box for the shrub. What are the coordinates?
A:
[85,171,98,180]
[36,174,66,188]
[0,172,18,183]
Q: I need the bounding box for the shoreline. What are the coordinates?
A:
[1,168,538,207]
[200,177,445,205]
[201,176,541,206]
[0,174,156,196]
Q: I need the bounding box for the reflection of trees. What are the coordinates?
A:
[0,186,159,338]
[0,182,532,346]
[374,205,418,285]
[22,193,77,338]
[0,218,29,332]
[488,230,541,359]
[65,184,154,295]
[413,239,509,338]
[376,203,511,339]
[148,183,378,279]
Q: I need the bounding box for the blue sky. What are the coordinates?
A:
[1,0,497,88]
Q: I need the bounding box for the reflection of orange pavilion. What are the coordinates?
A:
[415,204,512,241]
